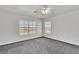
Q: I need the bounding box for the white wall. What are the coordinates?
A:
[0,9,42,45]
[44,9,79,46]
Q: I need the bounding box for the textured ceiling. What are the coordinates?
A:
[0,5,79,19]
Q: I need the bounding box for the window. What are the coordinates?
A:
[37,21,42,33]
[20,20,25,35]
[24,20,29,34]
[19,20,37,35]
[32,21,36,34]
[44,21,51,34]
[28,21,33,34]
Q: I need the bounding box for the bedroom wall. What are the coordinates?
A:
[44,9,79,46]
[0,9,42,45]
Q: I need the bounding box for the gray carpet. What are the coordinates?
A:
[0,37,79,54]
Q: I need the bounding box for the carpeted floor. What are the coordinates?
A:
[0,37,79,54]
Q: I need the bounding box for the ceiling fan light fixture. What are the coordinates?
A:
[41,9,47,15]
[33,5,51,17]
[41,7,50,15]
